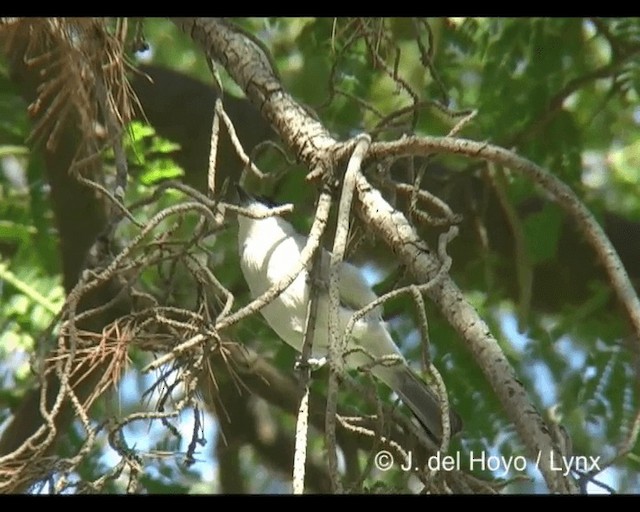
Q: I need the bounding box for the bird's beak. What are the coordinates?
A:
[235,184,253,205]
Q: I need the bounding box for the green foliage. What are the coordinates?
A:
[522,205,564,264]
[0,61,63,414]
[137,19,213,85]
[123,120,184,186]
[2,17,640,494]
[222,18,640,493]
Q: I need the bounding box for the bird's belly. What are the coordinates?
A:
[259,294,394,368]
[243,259,402,369]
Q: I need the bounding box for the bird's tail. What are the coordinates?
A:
[347,324,462,443]
[377,364,462,443]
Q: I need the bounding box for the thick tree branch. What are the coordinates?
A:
[172,18,337,169]
[367,137,640,348]
[171,17,587,493]
[353,176,577,493]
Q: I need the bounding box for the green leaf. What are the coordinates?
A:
[139,159,185,186]
[523,205,563,264]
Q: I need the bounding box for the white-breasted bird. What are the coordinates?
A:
[236,188,462,442]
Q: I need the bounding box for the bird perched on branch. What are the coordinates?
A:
[236,188,462,442]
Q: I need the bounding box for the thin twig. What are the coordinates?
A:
[293,185,332,494]
[326,134,371,492]
[208,98,222,197]
[354,169,579,493]
[368,136,640,351]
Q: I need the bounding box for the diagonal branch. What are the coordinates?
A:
[170,16,587,493]
[367,137,640,348]
[171,18,337,168]
[353,175,577,493]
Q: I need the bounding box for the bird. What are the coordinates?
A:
[235,188,462,442]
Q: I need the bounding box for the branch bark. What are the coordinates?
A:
[4,17,630,494]
[170,16,592,493]
[353,176,577,493]
[366,137,640,348]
